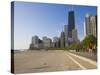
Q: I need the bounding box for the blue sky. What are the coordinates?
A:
[13,1,97,49]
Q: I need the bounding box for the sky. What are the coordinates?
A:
[13,1,97,49]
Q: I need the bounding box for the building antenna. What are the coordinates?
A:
[71,5,74,11]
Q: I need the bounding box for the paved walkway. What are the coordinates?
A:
[69,51,97,61]
[13,50,97,74]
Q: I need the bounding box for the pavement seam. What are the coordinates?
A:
[68,52,97,66]
[66,53,86,70]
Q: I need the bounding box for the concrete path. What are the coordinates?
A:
[13,50,97,74]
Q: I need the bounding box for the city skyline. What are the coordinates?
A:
[13,1,97,49]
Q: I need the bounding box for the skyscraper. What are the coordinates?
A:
[32,36,39,45]
[84,13,97,37]
[84,21,86,37]
[64,25,68,47]
[90,16,97,37]
[84,13,92,36]
[67,11,75,44]
[30,35,39,49]
[60,31,65,48]
[68,11,75,38]
[42,37,52,48]
[72,29,78,43]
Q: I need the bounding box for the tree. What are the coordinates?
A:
[81,35,97,49]
[68,43,78,50]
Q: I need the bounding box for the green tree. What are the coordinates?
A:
[68,43,78,50]
[81,35,97,49]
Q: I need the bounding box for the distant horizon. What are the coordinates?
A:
[12,1,97,49]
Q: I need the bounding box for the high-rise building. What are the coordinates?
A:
[68,11,75,38]
[38,39,43,49]
[60,31,65,48]
[42,36,48,41]
[72,29,78,43]
[32,36,39,45]
[32,36,39,48]
[53,37,60,48]
[64,25,68,47]
[90,16,97,37]
[67,11,75,44]
[84,13,92,36]
[42,37,52,48]
[30,35,39,49]
[84,13,97,37]
[84,21,86,37]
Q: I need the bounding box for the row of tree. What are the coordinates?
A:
[67,35,97,53]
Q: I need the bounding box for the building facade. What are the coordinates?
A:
[64,25,68,47]
[67,11,76,44]
[53,37,60,48]
[60,31,65,48]
[30,35,40,49]
[68,11,75,38]
[90,16,97,37]
[84,13,92,36]
[72,29,78,43]
[32,36,39,45]
[84,13,97,37]
[42,37,52,48]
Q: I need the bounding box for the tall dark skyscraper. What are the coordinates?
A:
[68,11,75,38]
